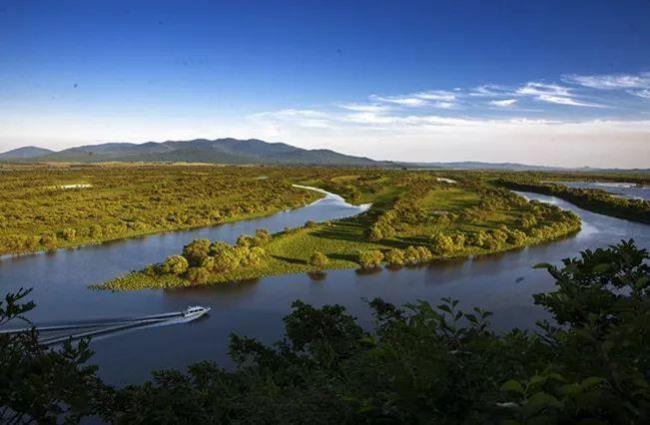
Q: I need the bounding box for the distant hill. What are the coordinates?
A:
[0,146,54,159]
[2,141,647,171]
[0,138,383,166]
[404,161,565,171]
[404,161,650,172]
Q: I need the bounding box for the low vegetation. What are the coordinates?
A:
[3,241,649,424]
[99,173,581,290]
[0,164,321,256]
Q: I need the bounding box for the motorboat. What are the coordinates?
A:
[183,305,211,319]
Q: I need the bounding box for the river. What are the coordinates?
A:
[0,188,648,386]
[555,181,650,200]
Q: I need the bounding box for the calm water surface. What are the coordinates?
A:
[1,189,648,386]
[556,181,650,200]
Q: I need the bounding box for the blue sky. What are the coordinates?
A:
[1,0,649,167]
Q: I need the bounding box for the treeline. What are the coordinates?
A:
[0,165,322,256]
[3,241,650,424]
[497,178,650,224]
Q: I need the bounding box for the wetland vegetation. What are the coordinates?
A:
[0,163,321,256]
[99,171,582,290]
[496,175,650,224]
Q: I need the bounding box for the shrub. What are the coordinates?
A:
[309,251,329,270]
[384,248,406,267]
[61,228,77,241]
[359,250,384,269]
[39,232,57,250]
[430,232,455,255]
[182,239,211,266]
[369,225,383,241]
[186,267,210,284]
[253,229,271,246]
[161,255,189,275]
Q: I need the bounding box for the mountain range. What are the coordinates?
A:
[0,138,381,166]
[1,139,646,171]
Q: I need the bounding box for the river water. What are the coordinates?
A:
[0,189,648,386]
[556,181,650,201]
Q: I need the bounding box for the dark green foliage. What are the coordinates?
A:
[102,240,650,424]
[0,289,106,424]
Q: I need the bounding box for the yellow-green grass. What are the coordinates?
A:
[98,181,581,291]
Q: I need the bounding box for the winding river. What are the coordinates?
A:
[1,188,648,386]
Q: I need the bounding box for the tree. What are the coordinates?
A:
[182,239,211,267]
[253,229,271,246]
[368,225,383,242]
[358,250,384,270]
[5,241,650,424]
[161,255,189,275]
[0,289,106,423]
[309,251,329,271]
[384,248,406,267]
[430,232,455,255]
[61,228,77,241]
[186,267,210,284]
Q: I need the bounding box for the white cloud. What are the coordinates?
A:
[564,72,650,89]
[242,107,650,167]
[516,82,572,97]
[432,101,455,109]
[412,90,456,101]
[252,109,333,129]
[370,90,457,108]
[469,84,510,97]
[370,95,427,107]
[631,89,650,99]
[3,70,649,168]
[489,99,517,107]
[337,103,390,113]
[516,82,604,107]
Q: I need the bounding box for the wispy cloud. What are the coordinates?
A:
[370,94,427,107]
[631,89,650,99]
[489,99,517,107]
[564,71,650,89]
[370,90,458,108]
[516,82,604,107]
[469,84,510,97]
[252,109,333,128]
[338,103,391,113]
[412,90,456,101]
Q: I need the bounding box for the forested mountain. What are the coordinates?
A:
[0,138,382,166]
[0,146,54,159]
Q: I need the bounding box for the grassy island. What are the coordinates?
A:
[98,172,581,290]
